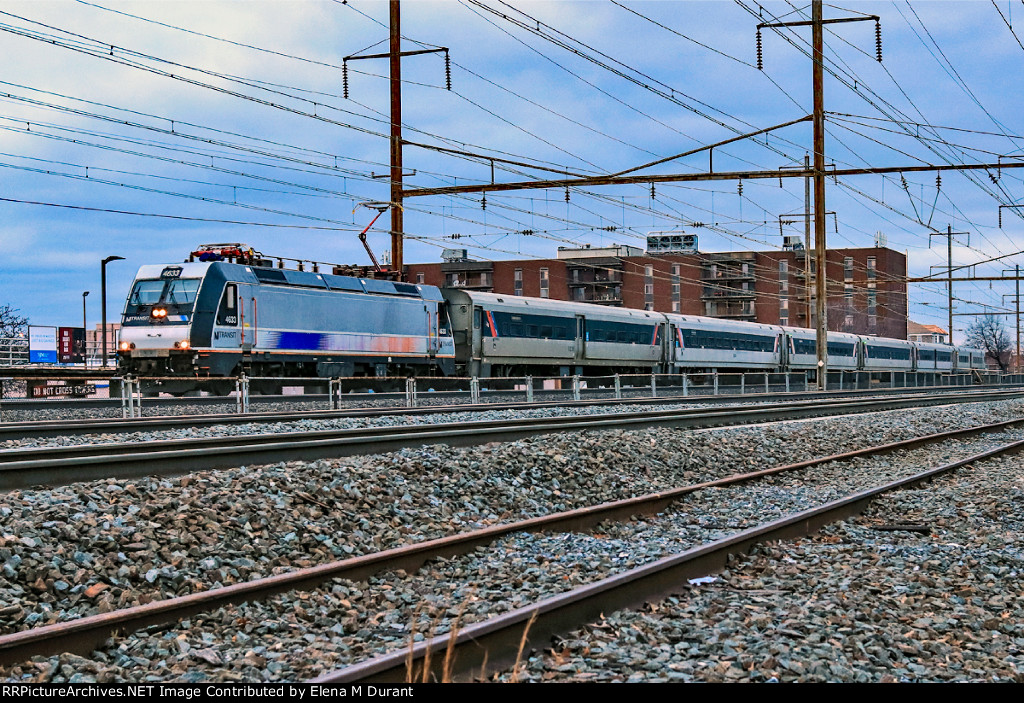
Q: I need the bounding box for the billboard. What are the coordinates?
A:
[28,325,58,364]
[58,327,87,364]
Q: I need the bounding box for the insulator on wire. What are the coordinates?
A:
[900,174,908,190]
[936,173,941,191]
[756,29,763,70]
[875,20,883,63]
[481,194,486,210]
[738,180,743,197]
[650,183,655,199]
[999,208,1003,228]
[565,187,570,203]
[990,171,999,185]
[343,61,349,99]
[445,51,451,91]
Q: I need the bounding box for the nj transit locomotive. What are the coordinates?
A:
[117,255,987,388]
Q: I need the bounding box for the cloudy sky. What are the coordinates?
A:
[1,0,1022,342]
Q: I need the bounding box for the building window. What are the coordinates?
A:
[540,268,549,298]
[416,272,425,284]
[514,268,523,296]
[479,271,491,287]
[867,257,876,280]
[644,265,654,307]
[672,301,680,312]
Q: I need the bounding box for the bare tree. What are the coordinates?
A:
[964,317,1012,371]
[0,304,28,338]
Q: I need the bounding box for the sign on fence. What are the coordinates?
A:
[27,381,97,399]
[28,326,58,364]
[58,327,86,364]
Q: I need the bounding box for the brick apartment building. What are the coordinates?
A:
[406,241,908,339]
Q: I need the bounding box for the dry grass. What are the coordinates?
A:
[509,610,539,683]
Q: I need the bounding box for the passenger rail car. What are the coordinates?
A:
[118,253,989,389]
[443,289,662,377]
[118,262,455,389]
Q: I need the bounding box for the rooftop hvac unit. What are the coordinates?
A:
[441,248,469,262]
[646,233,697,253]
[783,235,805,251]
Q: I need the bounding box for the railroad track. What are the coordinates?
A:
[1,413,1022,678]
[3,388,1024,491]
[0,384,1012,442]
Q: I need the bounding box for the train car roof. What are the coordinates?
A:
[668,313,781,335]
[442,289,664,322]
[130,262,443,300]
[781,326,863,344]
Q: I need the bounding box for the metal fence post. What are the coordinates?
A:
[740,374,745,395]
[235,374,250,414]
[839,370,844,391]
[470,376,480,404]
[682,373,688,396]
[764,372,769,394]
[573,375,581,401]
[121,376,141,419]
[785,373,790,393]
[330,378,341,410]
[650,373,656,399]
[405,377,417,408]
[713,371,719,396]
[525,376,533,403]
[614,373,621,399]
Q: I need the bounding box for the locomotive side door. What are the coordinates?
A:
[425,303,439,358]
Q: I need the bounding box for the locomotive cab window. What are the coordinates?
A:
[217,284,239,326]
[129,280,166,305]
[164,278,201,305]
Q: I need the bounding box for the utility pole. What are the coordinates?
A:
[343,0,449,281]
[756,1,877,387]
[389,0,404,280]
[1003,265,1022,371]
[928,225,968,344]
[811,0,827,388]
[804,153,812,329]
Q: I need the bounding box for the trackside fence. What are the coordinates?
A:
[1,370,1022,419]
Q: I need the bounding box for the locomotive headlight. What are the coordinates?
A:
[119,341,130,351]
[174,340,191,350]
[151,307,167,319]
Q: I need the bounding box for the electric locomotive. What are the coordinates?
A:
[118,248,455,393]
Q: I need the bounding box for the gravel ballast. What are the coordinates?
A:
[1,400,1023,682]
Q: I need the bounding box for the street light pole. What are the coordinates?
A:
[82,291,89,330]
[101,256,125,369]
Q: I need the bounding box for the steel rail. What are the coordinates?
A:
[318,435,1024,683]
[1,415,1022,669]
[0,384,1010,442]
[3,389,1024,491]
[1,380,1012,415]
